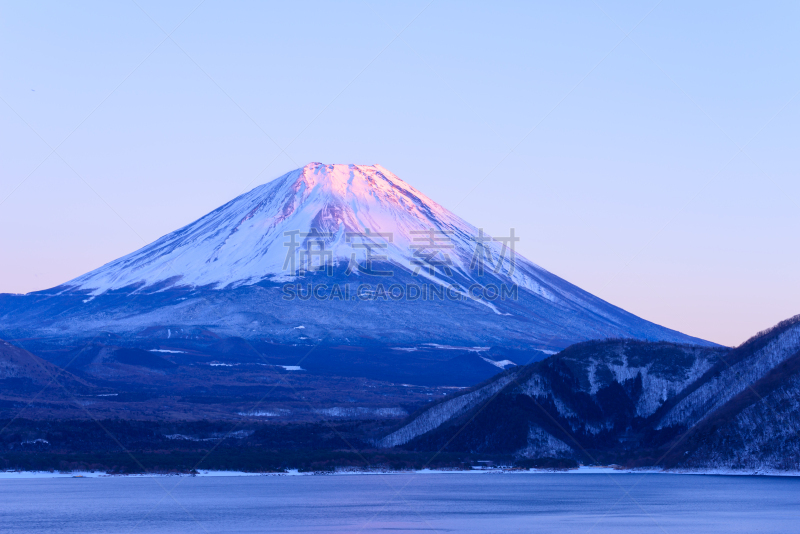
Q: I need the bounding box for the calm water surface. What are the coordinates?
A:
[0,472,798,533]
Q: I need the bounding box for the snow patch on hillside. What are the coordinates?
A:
[480,356,516,369]
[517,426,573,458]
[315,407,407,419]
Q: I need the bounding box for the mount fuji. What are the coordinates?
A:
[0,163,712,386]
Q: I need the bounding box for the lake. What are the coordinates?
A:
[0,471,798,533]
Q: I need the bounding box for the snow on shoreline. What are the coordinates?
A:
[2,466,799,479]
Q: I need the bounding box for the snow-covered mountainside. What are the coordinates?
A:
[380,315,800,471]
[57,162,654,324]
[0,163,711,381]
[66,163,526,294]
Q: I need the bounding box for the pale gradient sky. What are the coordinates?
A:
[1,1,798,347]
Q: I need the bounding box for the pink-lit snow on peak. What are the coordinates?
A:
[290,163,449,221]
[64,163,550,298]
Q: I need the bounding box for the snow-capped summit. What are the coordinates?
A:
[65,163,533,296]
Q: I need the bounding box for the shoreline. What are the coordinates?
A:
[2,466,799,479]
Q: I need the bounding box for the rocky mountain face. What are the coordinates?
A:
[0,163,711,386]
[379,315,800,471]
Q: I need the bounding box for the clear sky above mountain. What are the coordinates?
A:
[1,1,798,346]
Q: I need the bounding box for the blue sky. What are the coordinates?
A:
[1,0,798,345]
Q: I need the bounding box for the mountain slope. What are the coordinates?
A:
[379,315,800,470]
[0,339,93,394]
[379,340,727,450]
[0,163,711,385]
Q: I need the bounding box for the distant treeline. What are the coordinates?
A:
[0,418,521,473]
